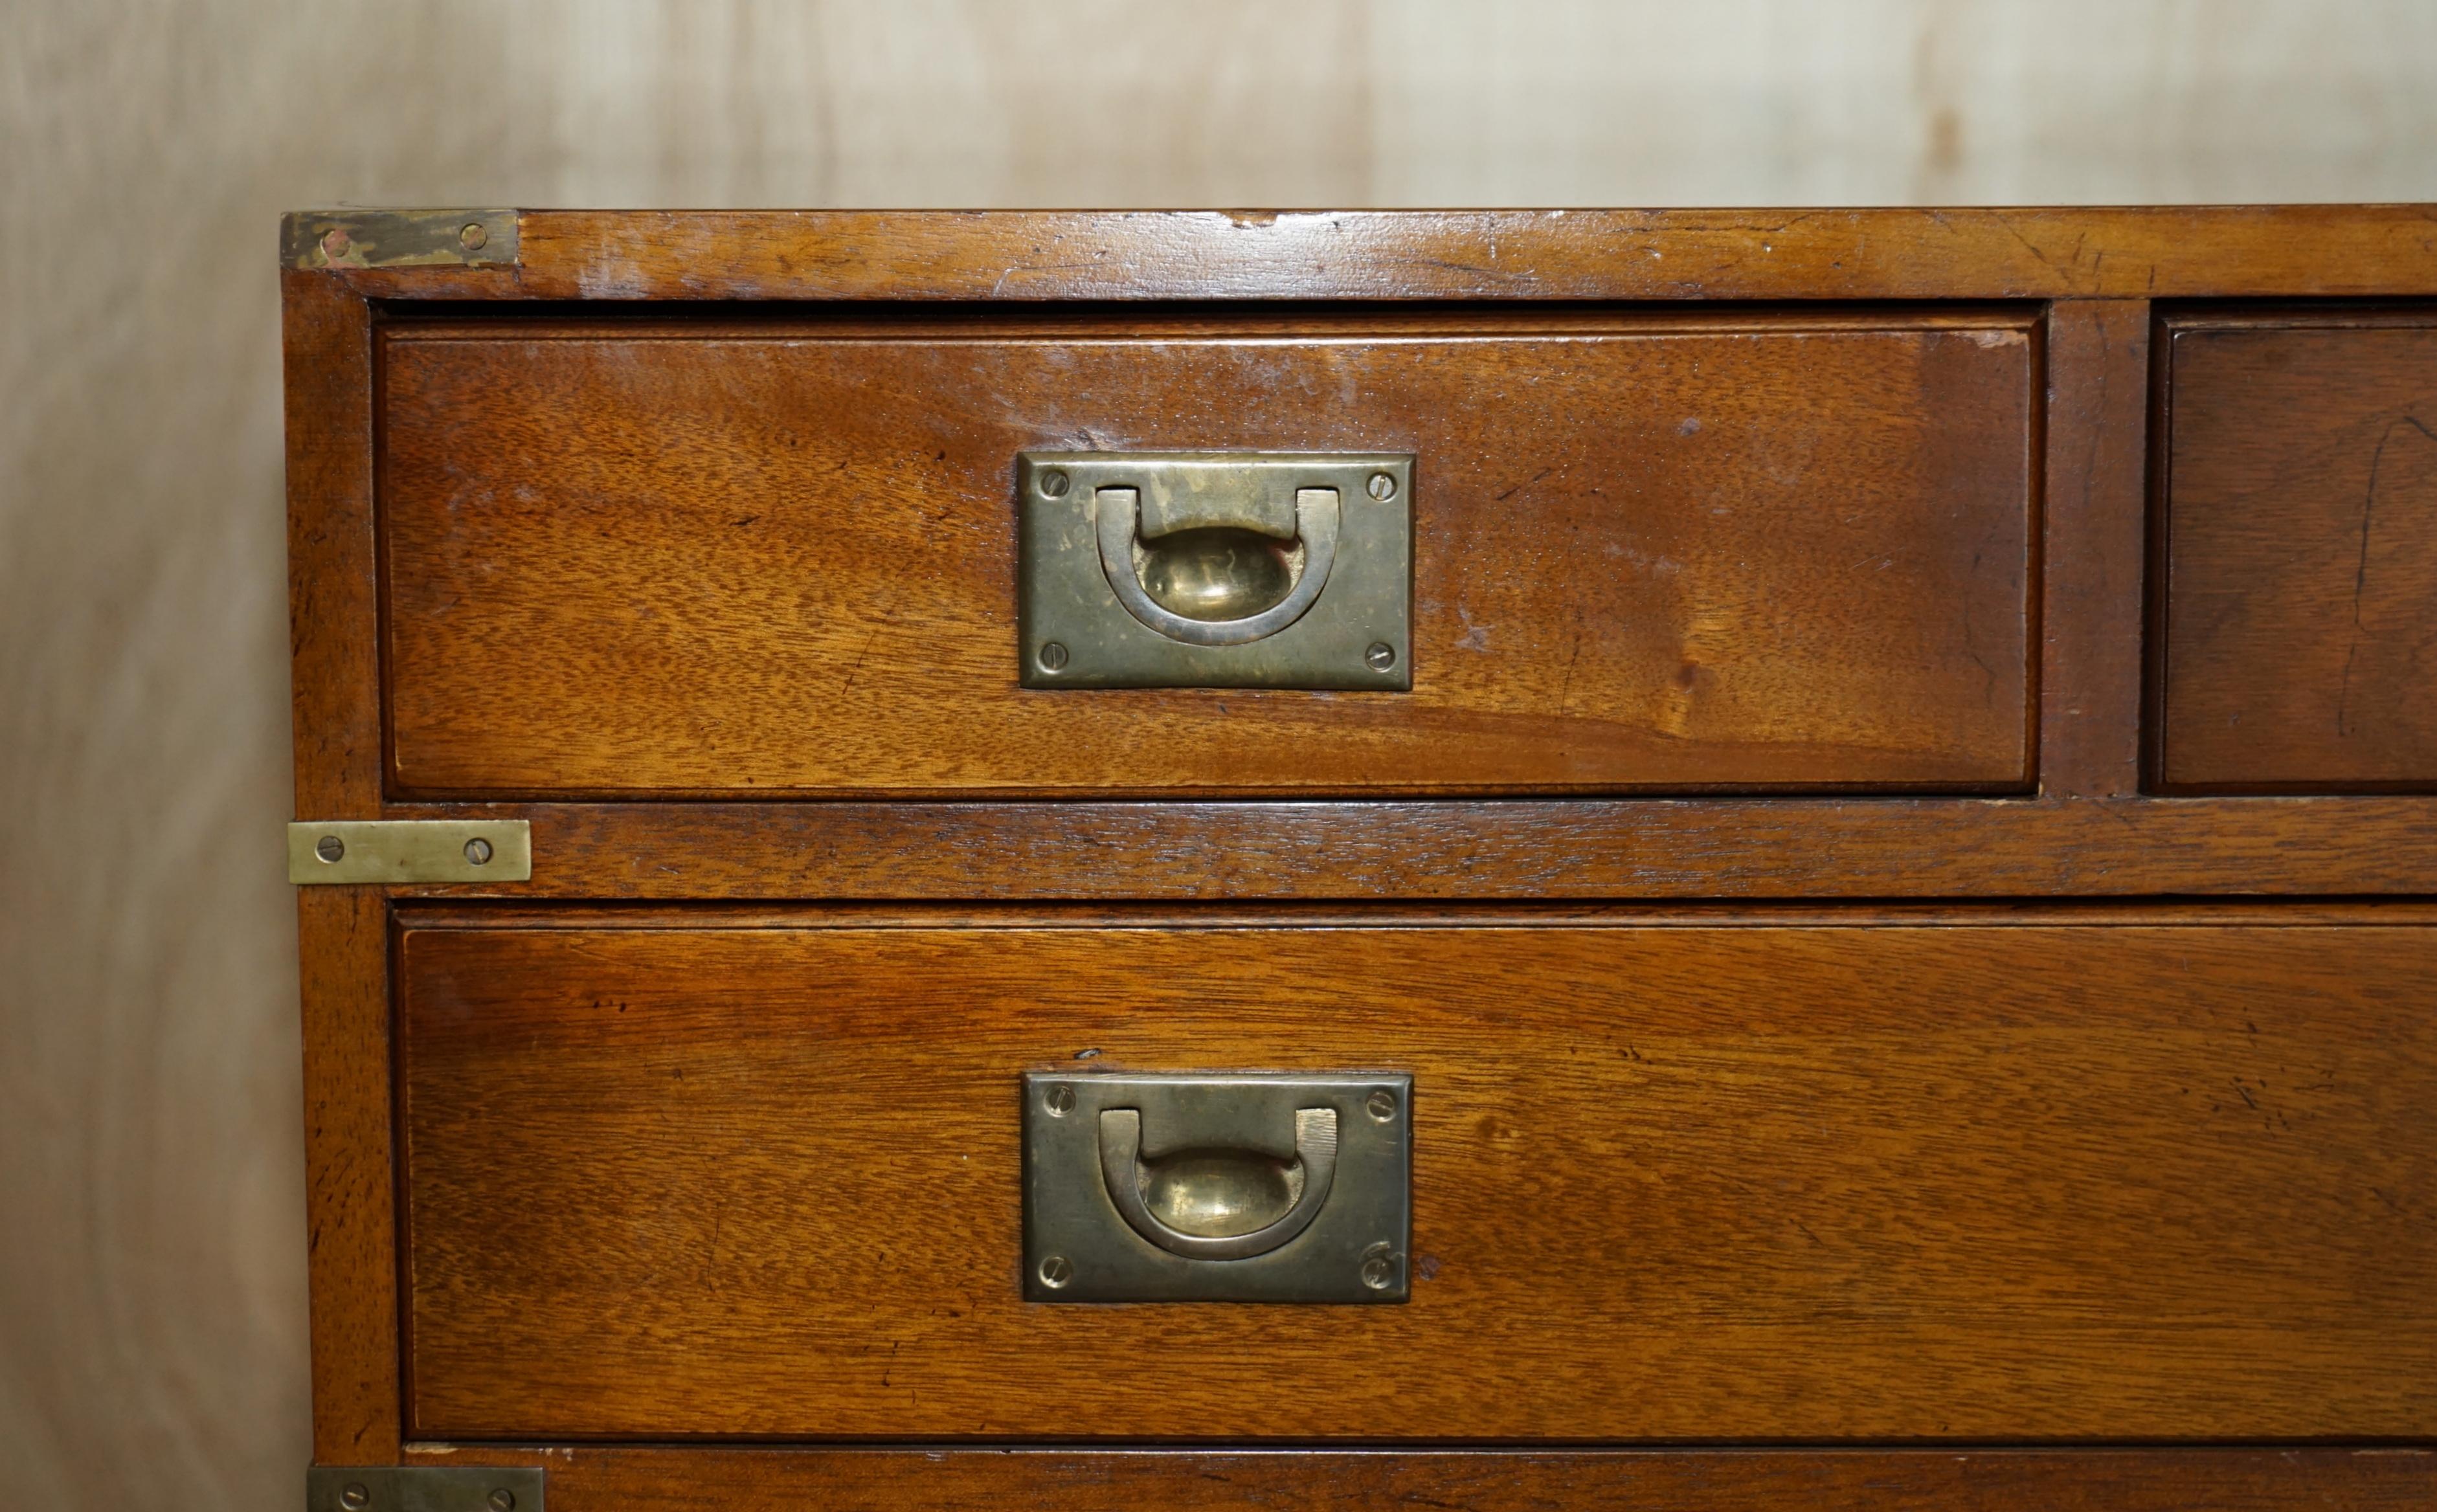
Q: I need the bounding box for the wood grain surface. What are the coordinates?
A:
[396,1445,2437,1512]
[281,274,401,1462]
[396,911,2437,1441]
[377,311,2034,795]
[2156,310,2437,790]
[350,207,2437,304]
[372,795,2437,900]
[2036,301,2148,797]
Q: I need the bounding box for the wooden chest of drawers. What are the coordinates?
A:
[284,208,2437,1511]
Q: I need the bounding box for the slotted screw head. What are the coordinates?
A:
[460,221,489,251]
[464,837,493,865]
[340,1486,370,1510]
[1361,1253,1397,1289]
[1043,1084,1075,1115]
[1366,1088,1398,1121]
[1039,1255,1074,1288]
[488,1490,516,1512]
[1367,471,1397,500]
[315,834,345,863]
[1365,642,1397,671]
[1039,469,1070,497]
[1039,641,1070,671]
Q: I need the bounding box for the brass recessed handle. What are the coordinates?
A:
[1018,452,1411,690]
[1095,485,1340,647]
[1098,1106,1339,1260]
[1024,1072,1408,1302]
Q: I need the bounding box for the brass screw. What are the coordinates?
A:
[315,834,346,863]
[340,1485,370,1510]
[1367,471,1397,500]
[1039,641,1070,672]
[1039,1255,1073,1288]
[1043,1084,1075,1116]
[1365,642,1396,671]
[319,228,352,261]
[487,1491,516,1512]
[1039,470,1070,498]
[460,221,489,252]
[463,837,494,865]
[1366,1088,1398,1121]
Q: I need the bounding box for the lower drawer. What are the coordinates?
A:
[396,908,2436,1441]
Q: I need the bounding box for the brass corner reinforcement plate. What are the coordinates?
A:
[288,820,531,885]
[1018,451,1413,690]
[307,1465,543,1512]
[283,209,518,269]
[1022,1071,1413,1304]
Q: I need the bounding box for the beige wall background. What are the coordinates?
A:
[5,2,2436,1506]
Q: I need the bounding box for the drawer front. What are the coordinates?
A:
[2157,311,2437,790]
[397,913,2436,1441]
[378,313,2033,796]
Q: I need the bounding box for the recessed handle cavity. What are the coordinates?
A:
[1097,1106,1339,1260]
[1096,485,1340,647]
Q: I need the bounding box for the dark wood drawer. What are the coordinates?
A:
[377,310,2034,797]
[395,908,2436,1441]
[2155,309,2437,790]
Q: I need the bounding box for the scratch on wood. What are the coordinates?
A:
[1495,466,1553,502]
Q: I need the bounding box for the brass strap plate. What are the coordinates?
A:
[306,1465,543,1512]
[287,820,531,885]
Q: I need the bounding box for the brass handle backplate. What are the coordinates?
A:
[1017,451,1413,690]
[1022,1072,1412,1304]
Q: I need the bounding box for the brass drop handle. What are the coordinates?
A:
[1097,1106,1339,1260]
[1095,484,1340,647]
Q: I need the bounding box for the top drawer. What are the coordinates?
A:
[377,310,2034,797]
[2156,309,2437,791]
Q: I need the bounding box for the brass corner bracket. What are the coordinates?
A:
[283,208,519,270]
[307,1465,544,1512]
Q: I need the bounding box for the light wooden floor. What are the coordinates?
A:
[5,2,2436,1506]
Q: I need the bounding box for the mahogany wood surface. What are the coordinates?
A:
[374,795,2437,900]
[398,1446,2437,1512]
[2037,301,2149,797]
[377,311,2034,796]
[306,207,2437,303]
[397,911,2436,1441]
[282,272,401,1462]
[2156,309,2437,790]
